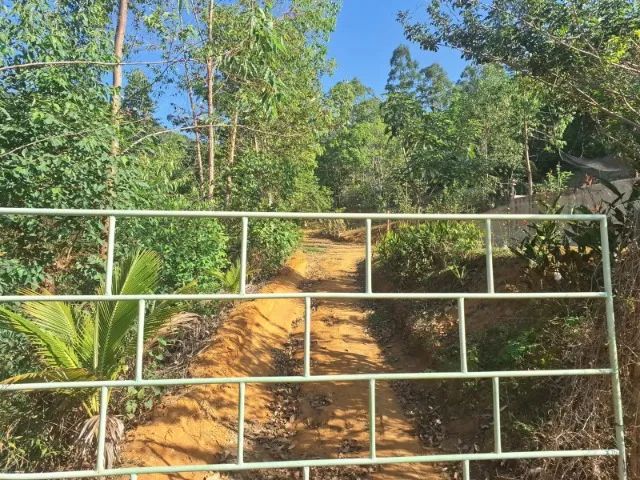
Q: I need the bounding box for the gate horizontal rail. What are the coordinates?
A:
[0,368,614,391]
[0,208,627,480]
[0,450,621,480]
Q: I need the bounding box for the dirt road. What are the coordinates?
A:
[121,233,444,479]
[288,235,442,479]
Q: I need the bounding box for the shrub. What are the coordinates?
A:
[0,217,105,295]
[377,221,484,287]
[118,214,229,293]
[510,197,571,279]
[249,220,301,279]
[539,163,573,196]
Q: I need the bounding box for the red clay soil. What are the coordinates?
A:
[289,235,443,480]
[121,234,444,480]
[122,252,309,479]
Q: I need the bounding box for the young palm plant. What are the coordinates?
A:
[211,258,243,293]
[0,250,186,467]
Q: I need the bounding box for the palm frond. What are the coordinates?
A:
[2,367,96,385]
[74,313,96,368]
[123,281,196,356]
[77,415,124,469]
[211,259,242,293]
[95,250,160,377]
[0,306,81,371]
[20,290,78,343]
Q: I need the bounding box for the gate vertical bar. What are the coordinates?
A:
[238,382,246,465]
[240,217,249,295]
[96,386,109,472]
[462,460,470,480]
[369,379,376,459]
[484,219,494,293]
[105,216,116,295]
[303,466,310,480]
[135,300,145,382]
[492,377,502,454]
[458,298,468,373]
[304,297,312,377]
[365,218,372,293]
[600,217,627,479]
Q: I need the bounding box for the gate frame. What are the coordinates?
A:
[0,208,627,480]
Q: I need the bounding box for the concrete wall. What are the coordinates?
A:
[486,178,637,247]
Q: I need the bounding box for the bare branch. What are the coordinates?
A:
[0,59,186,74]
[121,122,307,155]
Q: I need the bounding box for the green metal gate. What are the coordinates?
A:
[0,208,627,479]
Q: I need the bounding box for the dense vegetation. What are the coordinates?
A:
[0,0,638,476]
[0,0,339,470]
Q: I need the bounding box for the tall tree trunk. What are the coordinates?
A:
[225,109,239,208]
[205,0,216,200]
[110,0,128,182]
[102,0,128,258]
[183,58,204,193]
[523,118,534,197]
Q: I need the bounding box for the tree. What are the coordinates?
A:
[385,45,419,94]
[318,79,407,212]
[383,45,423,141]
[122,70,156,122]
[110,0,129,198]
[416,63,453,112]
[397,64,533,210]
[400,0,640,162]
[0,251,186,467]
[0,0,117,295]
[205,0,216,200]
[451,65,524,199]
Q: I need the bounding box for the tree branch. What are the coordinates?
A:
[0,59,185,74]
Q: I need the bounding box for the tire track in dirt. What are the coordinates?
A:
[121,233,445,480]
[286,234,443,480]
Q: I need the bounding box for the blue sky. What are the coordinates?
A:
[321,0,468,94]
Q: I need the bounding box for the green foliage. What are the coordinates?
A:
[119,215,229,293]
[514,180,640,284]
[377,221,484,286]
[122,70,156,122]
[211,259,243,294]
[566,179,640,259]
[0,391,76,472]
[539,164,573,196]
[249,220,301,278]
[511,198,569,276]
[0,0,339,472]
[417,63,453,112]
[476,325,548,371]
[401,0,640,163]
[386,45,419,94]
[0,290,72,473]
[0,330,34,381]
[123,386,164,420]
[382,61,546,212]
[0,251,183,413]
[318,79,409,212]
[383,45,422,138]
[0,251,188,468]
[0,0,123,296]
[116,133,230,293]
